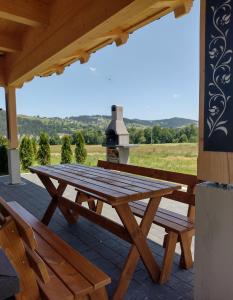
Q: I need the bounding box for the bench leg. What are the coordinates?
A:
[95,201,103,215]
[163,233,168,248]
[159,231,178,284]
[179,231,194,269]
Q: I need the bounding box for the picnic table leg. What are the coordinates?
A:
[38,175,67,225]
[179,230,194,269]
[113,197,161,300]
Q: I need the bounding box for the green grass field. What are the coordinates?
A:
[50,143,197,175]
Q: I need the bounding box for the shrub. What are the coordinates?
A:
[37,132,51,165]
[19,136,34,170]
[0,136,8,174]
[61,135,72,164]
[74,131,87,163]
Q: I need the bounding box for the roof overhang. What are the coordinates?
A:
[0,0,193,88]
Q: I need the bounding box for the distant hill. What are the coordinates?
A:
[0,110,197,137]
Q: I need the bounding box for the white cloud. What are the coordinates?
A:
[172,93,181,99]
[89,67,96,72]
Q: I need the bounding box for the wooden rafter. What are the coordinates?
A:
[0,0,49,27]
[4,0,193,87]
[0,34,21,53]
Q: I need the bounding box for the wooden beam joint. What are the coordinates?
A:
[174,0,193,18]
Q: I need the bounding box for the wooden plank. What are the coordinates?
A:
[131,201,193,229]
[0,197,37,249]
[53,164,157,194]
[59,164,174,191]
[30,166,127,201]
[35,233,94,297]
[0,0,49,27]
[72,163,179,189]
[129,203,186,233]
[24,243,50,284]
[0,219,40,300]
[160,190,195,206]
[31,166,177,204]
[8,201,111,290]
[50,165,150,196]
[98,160,198,186]
[158,208,194,225]
[37,264,75,300]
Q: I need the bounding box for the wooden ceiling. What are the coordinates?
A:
[0,0,193,88]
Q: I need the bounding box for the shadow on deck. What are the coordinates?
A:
[0,175,194,300]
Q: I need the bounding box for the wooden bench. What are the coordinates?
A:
[96,160,198,284]
[0,197,110,300]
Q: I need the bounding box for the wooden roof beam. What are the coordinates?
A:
[0,34,21,53]
[6,0,194,87]
[0,0,49,27]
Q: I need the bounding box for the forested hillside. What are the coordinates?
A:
[0,110,197,137]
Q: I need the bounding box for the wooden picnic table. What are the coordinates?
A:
[30,163,180,299]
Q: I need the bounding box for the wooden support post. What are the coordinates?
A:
[5,86,20,184]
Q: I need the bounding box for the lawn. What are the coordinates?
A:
[50,143,197,175]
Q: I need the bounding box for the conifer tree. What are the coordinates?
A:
[19,136,34,170]
[74,131,87,163]
[61,135,72,164]
[37,132,51,165]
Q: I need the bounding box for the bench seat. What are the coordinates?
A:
[0,198,110,300]
[129,201,194,233]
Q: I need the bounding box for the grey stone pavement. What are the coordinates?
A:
[0,174,194,300]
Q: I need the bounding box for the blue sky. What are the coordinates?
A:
[0,1,200,120]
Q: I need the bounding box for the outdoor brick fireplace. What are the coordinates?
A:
[105,105,132,164]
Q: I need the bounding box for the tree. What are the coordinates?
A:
[31,137,37,160]
[49,134,61,145]
[74,131,87,163]
[19,136,34,170]
[61,135,72,164]
[134,129,146,144]
[0,136,8,174]
[179,133,188,143]
[37,132,51,165]
[152,125,162,144]
[144,127,153,144]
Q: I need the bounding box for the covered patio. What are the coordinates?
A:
[1,0,233,299]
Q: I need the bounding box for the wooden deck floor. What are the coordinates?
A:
[0,174,194,300]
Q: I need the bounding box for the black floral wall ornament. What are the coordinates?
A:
[204,0,233,151]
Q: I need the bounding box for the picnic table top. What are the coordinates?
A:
[30,164,180,205]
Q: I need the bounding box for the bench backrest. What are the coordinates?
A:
[97,160,199,220]
[0,197,49,299]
